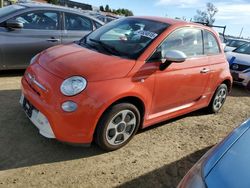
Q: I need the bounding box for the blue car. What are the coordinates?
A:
[178,119,250,188]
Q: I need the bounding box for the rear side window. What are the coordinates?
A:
[65,13,92,31]
[13,11,59,30]
[94,21,102,29]
[160,28,203,58]
[203,30,220,55]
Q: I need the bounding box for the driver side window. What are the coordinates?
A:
[11,11,59,30]
[158,27,203,58]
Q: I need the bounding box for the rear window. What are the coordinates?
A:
[0,5,25,18]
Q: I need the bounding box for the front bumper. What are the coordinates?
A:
[20,64,100,144]
[230,70,250,86]
[20,93,55,138]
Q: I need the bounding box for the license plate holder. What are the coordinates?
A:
[22,98,34,118]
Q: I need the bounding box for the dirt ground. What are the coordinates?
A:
[0,72,250,188]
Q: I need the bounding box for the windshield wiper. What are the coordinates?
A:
[78,37,98,50]
[89,38,123,56]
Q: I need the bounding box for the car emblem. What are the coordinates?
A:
[26,73,47,92]
[232,64,239,70]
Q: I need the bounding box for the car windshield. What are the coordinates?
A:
[0,5,25,18]
[80,18,169,59]
[227,40,247,48]
[233,43,250,55]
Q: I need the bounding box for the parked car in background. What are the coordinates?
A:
[85,11,119,23]
[224,38,249,52]
[178,118,250,188]
[93,14,118,23]
[0,3,104,70]
[226,43,250,88]
[20,17,232,151]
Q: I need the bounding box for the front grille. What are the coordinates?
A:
[230,63,250,71]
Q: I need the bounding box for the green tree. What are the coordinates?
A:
[100,5,104,11]
[194,2,218,25]
[115,8,133,16]
[105,4,110,12]
[47,0,59,5]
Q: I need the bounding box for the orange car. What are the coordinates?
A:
[20,17,232,151]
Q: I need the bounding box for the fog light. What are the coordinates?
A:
[61,101,78,112]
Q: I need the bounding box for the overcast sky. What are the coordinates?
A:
[76,0,250,38]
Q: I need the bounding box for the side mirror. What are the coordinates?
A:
[6,20,23,29]
[163,50,187,63]
[159,50,187,71]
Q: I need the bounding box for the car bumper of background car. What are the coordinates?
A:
[230,70,250,86]
[20,75,98,145]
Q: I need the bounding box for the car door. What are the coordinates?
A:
[203,30,226,89]
[0,10,61,70]
[150,27,211,115]
[61,12,93,43]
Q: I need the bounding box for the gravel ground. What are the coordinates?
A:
[0,73,249,188]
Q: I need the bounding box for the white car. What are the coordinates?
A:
[226,43,250,88]
[225,38,248,52]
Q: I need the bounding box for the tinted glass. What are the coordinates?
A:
[13,11,59,30]
[94,21,102,29]
[234,43,250,55]
[160,28,203,58]
[65,13,92,31]
[204,30,220,55]
[83,18,169,59]
[228,40,246,48]
[0,5,24,18]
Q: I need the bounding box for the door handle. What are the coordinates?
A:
[200,68,210,74]
[47,37,60,42]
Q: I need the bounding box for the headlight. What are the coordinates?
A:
[30,54,39,65]
[61,101,78,112]
[60,76,87,96]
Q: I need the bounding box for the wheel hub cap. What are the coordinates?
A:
[106,109,136,146]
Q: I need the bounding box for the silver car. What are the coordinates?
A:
[226,43,250,88]
[0,3,104,70]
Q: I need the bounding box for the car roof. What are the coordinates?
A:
[17,2,104,24]
[227,38,249,42]
[130,16,216,32]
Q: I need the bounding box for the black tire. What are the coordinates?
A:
[207,84,228,113]
[95,103,140,151]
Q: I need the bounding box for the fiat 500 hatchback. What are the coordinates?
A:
[20,17,232,151]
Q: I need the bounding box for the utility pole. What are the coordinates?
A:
[0,0,3,8]
[239,27,244,38]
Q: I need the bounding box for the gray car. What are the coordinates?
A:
[0,3,104,70]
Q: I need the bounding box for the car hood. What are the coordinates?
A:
[204,119,250,188]
[38,44,135,81]
[226,51,250,66]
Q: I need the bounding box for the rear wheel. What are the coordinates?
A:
[95,103,140,151]
[207,84,228,113]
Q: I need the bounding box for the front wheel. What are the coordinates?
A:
[95,103,140,151]
[207,84,228,113]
